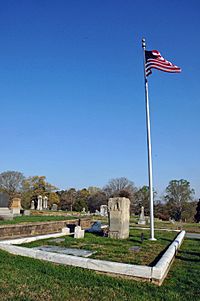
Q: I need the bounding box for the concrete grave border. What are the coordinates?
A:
[0,229,185,285]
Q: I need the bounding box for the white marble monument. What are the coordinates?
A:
[37,195,43,210]
[43,196,48,210]
[138,206,146,225]
[30,200,35,210]
[100,205,108,217]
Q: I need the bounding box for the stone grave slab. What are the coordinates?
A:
[33,245,96,257]
[129,246,141,252]
[48,238,65,243]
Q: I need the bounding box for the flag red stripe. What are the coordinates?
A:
[146,64,181,73]
[146,59,175,67]
[145,50,181,76]
[146,63,181,71]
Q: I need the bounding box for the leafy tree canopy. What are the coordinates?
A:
[164,179,194,221]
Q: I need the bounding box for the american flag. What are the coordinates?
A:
[145,50,181,77]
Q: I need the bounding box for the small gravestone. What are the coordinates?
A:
[74,226,85,239]
[51,203,58,211]
[0,192,13,220]
[10,198,22,216]
[30,200,35,210]
[62,227,70,234]
[138,206,146,225]
[100,205,108,217]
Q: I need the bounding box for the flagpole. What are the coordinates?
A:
[142,38,156,240]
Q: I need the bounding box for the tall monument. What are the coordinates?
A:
[108,197,130,239]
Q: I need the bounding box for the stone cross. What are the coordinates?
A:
[108,197,130,239]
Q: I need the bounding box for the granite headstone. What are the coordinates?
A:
[0,192,13,220]
[0,192,9,208]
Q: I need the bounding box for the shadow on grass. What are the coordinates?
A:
[176,251,200,262]
[185,238,200,242]
[178,250,200,257]
[158,237,173,243]
[129,237,143,244]
[148,244,171,267]
[175,255,200,263]
[149,232,179,267]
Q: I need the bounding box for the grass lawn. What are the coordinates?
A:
[129,216,200,233]
[21,229,177,265]
[93,216,200,233]
[0,215,77,226]
[1,214,200,234]
[0,237,199,301]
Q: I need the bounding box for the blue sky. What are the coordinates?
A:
[0,0,199,198]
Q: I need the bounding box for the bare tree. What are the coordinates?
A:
[0,171,25,198]
[104,177,136,198]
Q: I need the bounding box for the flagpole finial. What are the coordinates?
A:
[142,38,146,49]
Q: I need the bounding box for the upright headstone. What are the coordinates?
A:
[31,200,35,210]
[0,192,13,220]
[100,205,108,217]
[10,198,22,216]
[51,203,58,211]
[138,206,146,225]
[43,196,48,210]
[62,227,70,234]
[37,195,43,210]
[81,207,86,214]
[108,197,130,239]
[74,226,85,239]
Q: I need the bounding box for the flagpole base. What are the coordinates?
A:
[149,237,157,241]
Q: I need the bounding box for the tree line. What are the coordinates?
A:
[0,171,199,222]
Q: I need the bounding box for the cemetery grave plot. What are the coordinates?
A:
[20,229,177,265]
[0,236,198,301]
